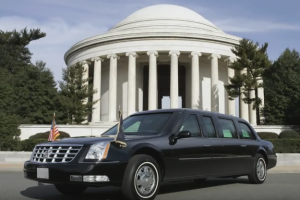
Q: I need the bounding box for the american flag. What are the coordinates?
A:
[48,113,60,141]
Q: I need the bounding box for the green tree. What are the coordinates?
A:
[0,28,46,72]
[224,39,271,125]
[13,61,61,124]
[0,28,46,139]
[263,48,300,125]
[58,63,98,124]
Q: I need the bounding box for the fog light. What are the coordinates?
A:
[83,175,110,182]
[70,175,82,182]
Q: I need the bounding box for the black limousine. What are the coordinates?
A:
[24,109,277,200]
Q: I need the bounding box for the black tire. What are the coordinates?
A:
[54,184,87,195]
[121,154,161,200]
[248,154,267,184]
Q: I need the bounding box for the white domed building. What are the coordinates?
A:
[64,4,263,125]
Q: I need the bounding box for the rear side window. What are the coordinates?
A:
[219,118,238,138]
[239,122,256,140]
[202,116,217,138]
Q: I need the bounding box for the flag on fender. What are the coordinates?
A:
[114,107,127,147]
[48,113,60,141]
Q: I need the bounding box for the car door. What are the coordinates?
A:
[170,112,213,179]
[199,114,227,175]
[215,116,249,174]
[236,121,260,172]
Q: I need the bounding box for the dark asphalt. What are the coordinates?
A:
[0,172,299,200]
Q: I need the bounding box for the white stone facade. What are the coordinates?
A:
[64,4,264,124]
[18,124,293,141]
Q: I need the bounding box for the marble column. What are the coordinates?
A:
[240,69,249,121]
[91,57,103,122]
[80,60,89,105]
[258,79,264,107]
[208,54,221,112]
[147,51,158,110]
[107,53,119,121]
[126,52,138,116]
[169,51,180,108]
[190,51,201,109]
[249,89,256,125]
[225,57,236,116]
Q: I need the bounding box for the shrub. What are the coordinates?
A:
[0,138,22,151]
[279,130,300,139]
[0,138,48,151]
[28,131,70,140]
[257,132,279,139]
[21,139,49,151]
[268,139,300,153]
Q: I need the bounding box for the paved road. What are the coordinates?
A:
[0,172,300,200]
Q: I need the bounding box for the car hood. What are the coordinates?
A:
[37,134,161,146]
[40,136,116,145]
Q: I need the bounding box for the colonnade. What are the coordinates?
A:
[79,51,260,124]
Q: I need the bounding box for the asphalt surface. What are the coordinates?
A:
[0,172,299,200]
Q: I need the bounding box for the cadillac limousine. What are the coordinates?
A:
[24,109,277,200]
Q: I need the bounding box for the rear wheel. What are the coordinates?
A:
[248,154,267,184]
[54,184,87,195]
[121,154,161,200]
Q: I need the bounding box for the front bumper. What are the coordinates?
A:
[267,155,277,169]
[23,160,127,186]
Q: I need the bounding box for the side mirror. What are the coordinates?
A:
[176,131,191,139]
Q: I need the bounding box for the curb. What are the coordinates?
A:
[268,166,300,174]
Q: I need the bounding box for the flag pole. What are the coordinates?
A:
[114,105,127,147]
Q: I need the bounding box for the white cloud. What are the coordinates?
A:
[214,18,300,33]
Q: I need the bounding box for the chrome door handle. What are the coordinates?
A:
[241,145,247,147]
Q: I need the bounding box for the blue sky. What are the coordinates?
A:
[1,0,300,84]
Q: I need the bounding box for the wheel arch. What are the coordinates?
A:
[130,144,165,181]
[257,148,268,166]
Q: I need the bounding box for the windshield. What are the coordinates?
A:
[103,113,172,136]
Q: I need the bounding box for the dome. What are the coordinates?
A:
[65,4,241,64]
[109,4,222,33]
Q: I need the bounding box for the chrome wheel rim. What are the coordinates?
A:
[257,158,266,181]
[134,162,157,198]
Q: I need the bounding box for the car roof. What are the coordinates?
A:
[130,108,248,124]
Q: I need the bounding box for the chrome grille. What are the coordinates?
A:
[32,145,82,163]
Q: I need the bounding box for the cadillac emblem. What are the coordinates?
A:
[43,149,52,158]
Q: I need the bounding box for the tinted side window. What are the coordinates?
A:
[219,118,238,138]
[202,116,217,138]
[239,122,256,140]
[104,113,172,136]
[179,115,200,137]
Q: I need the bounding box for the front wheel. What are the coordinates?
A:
[248,154,267,184]
[54,184,87,195]
[121,155,161,200]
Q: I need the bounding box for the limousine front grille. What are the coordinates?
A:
[32,145,82,163]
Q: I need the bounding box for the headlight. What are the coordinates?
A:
[85,142,110,160]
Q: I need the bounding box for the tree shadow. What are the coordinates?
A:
[21,177,250,200]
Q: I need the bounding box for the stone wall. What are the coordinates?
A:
[18,123,294,141]
[19,122,118,140]
[252,125,295,134]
